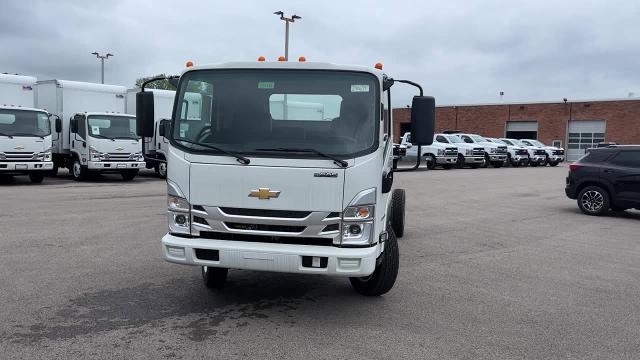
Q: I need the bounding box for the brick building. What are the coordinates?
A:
[392,98,640,161]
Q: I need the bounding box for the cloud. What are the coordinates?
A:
[1,0,639,104]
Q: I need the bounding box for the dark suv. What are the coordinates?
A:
[565,146,640,216]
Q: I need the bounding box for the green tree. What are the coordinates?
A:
[134,73,176,90]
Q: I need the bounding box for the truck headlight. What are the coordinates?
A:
[465,149,473,155]
[490,148,497,153]
[341,205,374,246]
[90,146,100,161]
[437,149,445,156]
[43,151,52,161]
[168,194,190,234]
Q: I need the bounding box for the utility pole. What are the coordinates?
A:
[91,52,114,84]
[273,11,301,61]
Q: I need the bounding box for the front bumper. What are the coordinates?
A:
[531,155,546,163]
[511,155,529,162]
[436,155,458,164]
[161,233,380,277]
[0,161,53,172]
[549,155,565,162]
[466,156,484,163]
[87,161,145,170]
[488,154,507,161]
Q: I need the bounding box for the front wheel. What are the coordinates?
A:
[155,162,167,179]
[548,161,559,167]
[469,163,481,169]
[390,189,405,238]
[29,173,45,183]
[456,154,465,169]
[481,154,489,168]
[121,169,139,181]
[425,154,436,170]
[72,159,87,181]
[349,227,399,296]
[529,161,539,167]
[202,266,228,289]
[577,186,610,216]
[490,161,503,168]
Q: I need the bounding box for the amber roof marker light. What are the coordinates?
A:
[375,62,383,70]
[186,61,194,67]
[273,11,301,61]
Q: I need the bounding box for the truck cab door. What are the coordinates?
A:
[606,150,640,204]
[71,114,88,164]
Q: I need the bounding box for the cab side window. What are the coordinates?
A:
[461,135,473,143]
[436,135,447,143]
[77,115,86,139]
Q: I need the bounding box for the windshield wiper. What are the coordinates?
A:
[91,134,115,141]
[255,148,348,168]
[176,138,250,165]
[9,132,44,139]
[0,132,13,139]
[115,136,140,140]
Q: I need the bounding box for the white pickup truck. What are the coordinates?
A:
[500,138,546,166]
[485,137,529,167]
[400,132,458,169]
[457,133,508,168]
[434,133,485,168]
[520,139,565,166]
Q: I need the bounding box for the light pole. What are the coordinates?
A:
[91,52,114,84]
[273,11,301,61]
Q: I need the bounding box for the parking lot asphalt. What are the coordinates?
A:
[1,166,639,359]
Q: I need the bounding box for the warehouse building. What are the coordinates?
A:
[393,98,640,162]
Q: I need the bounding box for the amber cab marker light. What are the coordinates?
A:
[278,56,286,61]
[298,56,306,62]
[374,62,383,70]
[186,61,194,67]
[258,56,266,62]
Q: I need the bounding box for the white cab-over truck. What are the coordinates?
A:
[457,133,508,168]
[520,139,565,166]
[127,88,175,178]
[136,61,435,295]
[434,133,485,168]
[0,74,54,183]
[399,132,457,169]
[486,137,529,167]
[500,138,547,167]
[36,80,144,180]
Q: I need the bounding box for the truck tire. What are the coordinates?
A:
[202,266,228,289]
[456,154,465,169]
[548,161,559,167]
[29,173,45,183]
[490,161,503,168]
[121,169,139,181]
[481,154,489,168]
[391,189,405,238]
[48,164,59,177]
[529,161,539,167]
[425,154,436,170]
[469,163,480,169]
[72,159,87,181]
[577,186,610,216]
[349,227,399,296]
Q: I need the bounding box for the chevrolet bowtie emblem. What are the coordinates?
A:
[115,147,124,151]
[15,145,24,150]
[249,188,280,200]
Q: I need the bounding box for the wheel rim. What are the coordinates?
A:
[159,163,167,176]
[581,190,604,212]
[73,162,81,177]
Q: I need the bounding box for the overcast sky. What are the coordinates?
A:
[1,0,639,106]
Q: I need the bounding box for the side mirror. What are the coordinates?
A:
[55,117,62,133]
[410,96,435,145]
[70,118,78,133]
[136,91,155,137]
[158,119,170,137]
[405,142,413,149]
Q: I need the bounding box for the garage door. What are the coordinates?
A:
[505,121,538,139]
[567,120,606,161]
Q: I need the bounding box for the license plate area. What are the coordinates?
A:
[116,164,126,168]
[15,164,28,170]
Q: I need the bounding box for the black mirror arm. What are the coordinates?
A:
[141,75,179,91]
[393,79,423,96]
[391,79,425,172]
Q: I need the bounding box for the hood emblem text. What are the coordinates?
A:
[249,188,280,200]
[314,172,338,178]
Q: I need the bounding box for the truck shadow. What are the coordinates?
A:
[7,271,370,344]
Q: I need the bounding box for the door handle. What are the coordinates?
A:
[604,169,615,174]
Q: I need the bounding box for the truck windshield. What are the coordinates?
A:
[87,115,139,140]
[531,140,546,147]
[491,138,507,145]
[471,135,487,143]
[172,69,379,158]
[0,109,50,137]
[445,135,464,143]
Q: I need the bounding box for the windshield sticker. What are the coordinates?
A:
[351,85,369,93]
[92,126,101,135]
[258,82,275,89]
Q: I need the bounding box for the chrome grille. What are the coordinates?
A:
[472,148,484,156]
[534,149,546,155]
[1,151,36,161]
[190,206,342,245]
[515,149,528,155]
[497,146,508,154]
[106,152,134,161]
[553,150,564,155]
[445,148,458,156]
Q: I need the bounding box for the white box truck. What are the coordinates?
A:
[135,61,435,296]
[36,80,144,180]
[127,88,175,177]
[0,74,54,183]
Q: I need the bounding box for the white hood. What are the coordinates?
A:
[0,135,51,155]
